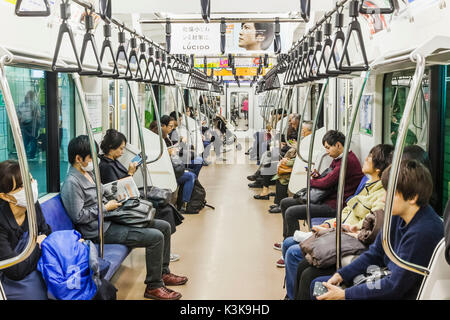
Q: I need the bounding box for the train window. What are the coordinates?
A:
[441,66,450,209]
[1,66,48,197]
[337,79,353,133]
[118,80,129,138]
[108,80,116,129]
[58,73,75,184]
[144,85,157,129]
[383,69,430,151]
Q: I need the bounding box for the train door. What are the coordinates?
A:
[229,91,249,131]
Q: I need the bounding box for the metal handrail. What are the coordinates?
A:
[126,81,149,196]
[335,70,370,270]
[72,73,105,258]
[145,84,164,164]
[0,56,38,271]
[305,79,329,230]
[382,54,430,277]
[295,84,313,162]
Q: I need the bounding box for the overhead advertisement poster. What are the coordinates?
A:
[171,22,294,55]
[171,24,221,55]
[225,23,294,54]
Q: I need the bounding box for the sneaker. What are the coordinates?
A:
[170,253,180,262]
[273,242,282,251]
[276,258,285,268]
[247,175,257,181]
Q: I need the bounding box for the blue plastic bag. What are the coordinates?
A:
[37,230,97,300]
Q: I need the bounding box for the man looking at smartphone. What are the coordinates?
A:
[312,160,443,300]
[278,130,364,239]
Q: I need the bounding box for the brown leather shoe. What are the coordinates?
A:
[162,273,188,286]
[144,286,182,300]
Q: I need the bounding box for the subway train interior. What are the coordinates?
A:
[0,0,449,304]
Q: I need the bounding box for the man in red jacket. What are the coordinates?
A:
[279,130,364,240]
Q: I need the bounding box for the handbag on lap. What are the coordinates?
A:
[104,198,155,228]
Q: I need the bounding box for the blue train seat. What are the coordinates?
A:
[40,194,131,281]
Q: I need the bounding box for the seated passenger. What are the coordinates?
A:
[280,144,393,299]
[60,135,187,300]
[267,121,313,212]
[312,159,444,300]
[279,130,364,239]
[157,119,198,214]
[267,147,298,213]
[98,129,184,253]
[163,115,203,177]
[0,160,51,300]
[291,143,438,300]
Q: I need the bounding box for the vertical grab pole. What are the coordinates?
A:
[335,71,370,270]
[278,87,293,153]
[188,89,200,155]
[0,56,38,270]
[176,86,193,164]
[306,79,329,231]
[382,54,430,276]
[294,84,312,161]
[72,73,104,258]
[126,81,148,196]
[145,84,164,164]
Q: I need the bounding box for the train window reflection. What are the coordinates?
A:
[383,69,430,151]
[1,66,47,197]
[58,73,75,184]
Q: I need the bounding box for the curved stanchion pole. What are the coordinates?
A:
[294,84,313,162]
[382,54,430,276]
[168,85,181,129]
[126,81,149,196]
[271,88,285,130]
[188,90,200,155]
[281,86,295,140]
[72,73,105,258]
[335,71,370,270]
[278,87,291,153]
[306,79,329,231]
[145,84,164,164]
[0,56,38,271]
[176,86,193,164]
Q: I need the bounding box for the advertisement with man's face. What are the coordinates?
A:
[171,22,294,54]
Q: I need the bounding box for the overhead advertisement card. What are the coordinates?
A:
[171,24,221,55]
[171,22,294,55]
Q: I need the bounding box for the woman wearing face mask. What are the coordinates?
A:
[61,135,187,300]
[0,160,51,300]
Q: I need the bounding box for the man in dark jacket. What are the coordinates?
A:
[312,160,444,300]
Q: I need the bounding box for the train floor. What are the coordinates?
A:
[110,139,288,300]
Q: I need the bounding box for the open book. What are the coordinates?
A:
[103,176,140,202]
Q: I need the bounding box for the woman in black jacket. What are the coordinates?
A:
[99,130,183,261]
[0,160,51,299]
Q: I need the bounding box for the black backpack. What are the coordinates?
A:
[177,179,214,214]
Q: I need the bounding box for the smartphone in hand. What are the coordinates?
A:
[131,155,143,167]
[313,282,328,297]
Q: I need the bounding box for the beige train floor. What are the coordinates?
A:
[111,142,288,300]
